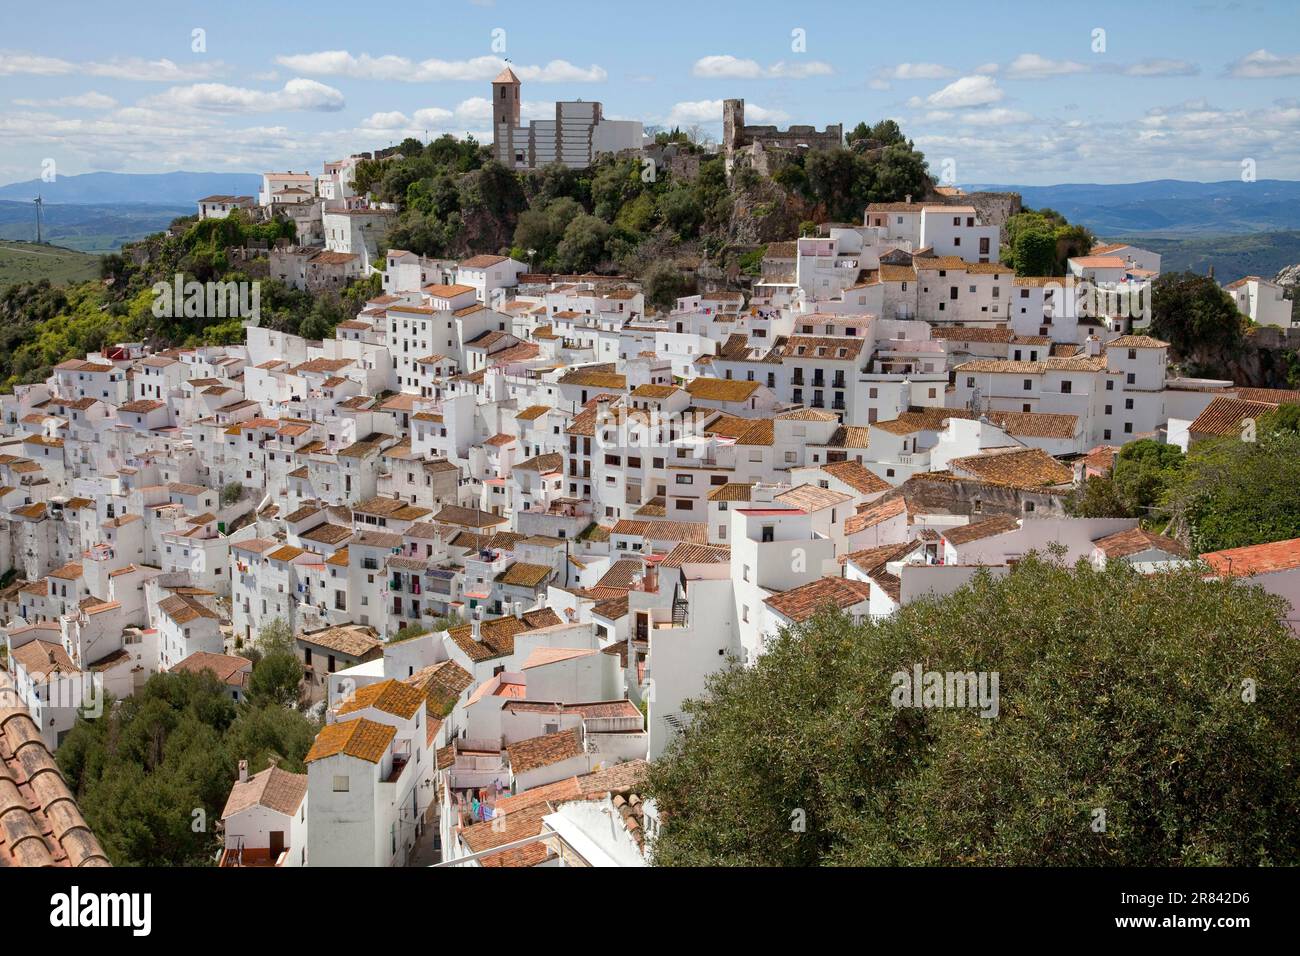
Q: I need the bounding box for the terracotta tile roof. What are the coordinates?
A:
[422,283,475,298]
[496,561,555,589]
[299,624,382,658]
[609,520,708,545]
[10,640,78,680]
[845,494,906,535]
[1201,537,1300,577]
[1233,387,1300,405]
[942,514,1021,546]
[707,481,753,502]
[660,542,731,568]
[821,460,891,496]
[461,801,554,867]
[684,378,760,402]
[158,593,219,624]
[949,448,1073,489]
[460,254,510,269]
[300,522,354,545]
[732,418,775,446]
[446,608,563,663]
[507,728,583,775]
[305,717,395,764]
[506,452,561,478]
[1094,527,1188,560]
[559,368,627,390]
[0,671,110,867]
[775,484,853,512]
[1082,444,1120,472]
[954,356,1109,374]
[521,646,598,669]
[171,651,251,687]
[221,765,307,819]
[434,505,509,529]
[1188,396,1278,438]
[336,678,426,720]
[630,383,679,399]
[1106,335,1169,350]
[594,559,645,590]
[514,405,552,421]
[764,577,873,623]
[403,660,473,719]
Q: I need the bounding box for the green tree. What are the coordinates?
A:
[1163,408,1300,553]
[1011,225,1057,276]
[647,557,1300,866]
[1149,272,1246,375]
[257,618,295,656]
[57,669,318,866]
[554,213,612,273]
[248,651,305,708]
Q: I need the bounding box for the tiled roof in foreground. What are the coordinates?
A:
[0,671,110,867]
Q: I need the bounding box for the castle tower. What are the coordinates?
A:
[492,66,521,166]
[722,98,745,175]
[722,98,744,151]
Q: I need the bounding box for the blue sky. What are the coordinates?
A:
[2,0,1299,186]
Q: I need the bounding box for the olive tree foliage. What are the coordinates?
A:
[645,556,1300,866]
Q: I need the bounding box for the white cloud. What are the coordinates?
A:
[692,54,832,80]
[360,111,412,130]
[974,62,1000,75]
[13,91,117,109]
[0,50,224,81]
[143,78,345,113]
[274,51,605,83]
[955,107,1034,126]
[1124,58,1199,77]
[913,75,1004,109]
[0,51,75,76]
[1226,48,1300,78]
[1005,53,1089,79]
[663,99,787,125]
[693,55,762,79]
[885,62,956,80]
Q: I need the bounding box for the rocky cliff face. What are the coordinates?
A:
[1274,263,1300,290]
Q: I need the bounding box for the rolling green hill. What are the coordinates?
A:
[0,240,101,288]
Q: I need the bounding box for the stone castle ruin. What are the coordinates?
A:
[722,98,843,177]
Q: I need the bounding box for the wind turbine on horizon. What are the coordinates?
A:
[33,194,44,244]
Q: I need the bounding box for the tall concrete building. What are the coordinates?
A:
[491,66,642,171]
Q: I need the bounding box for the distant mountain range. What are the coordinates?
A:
[0,171,261,205]
[968,179,1300,237]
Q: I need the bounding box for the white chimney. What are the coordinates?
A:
[514,601,526,621]
[471,605,483,642]
[1085,333,1102,357]
[238,760,249,784]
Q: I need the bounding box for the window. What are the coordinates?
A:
[1125,398,1134,410]
[332,775,349,792]
[1061,381,1072,394]
[1023,379,1033,391]
[966,377,975,388]
[675,474,693,485]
